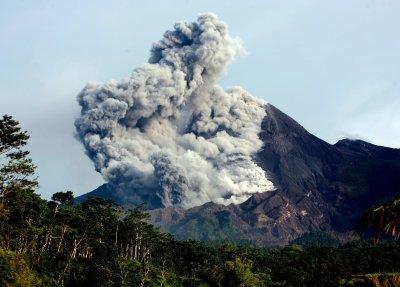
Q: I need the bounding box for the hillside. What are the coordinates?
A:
[78,103,400,245]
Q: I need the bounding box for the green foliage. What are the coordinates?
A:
[359,195,400,241]
[1,115,400,287]
[340,273,400,287]
[172,213,240,243]
[0,114,37,194]
[290,232,340,248]
[0,252,13,287]
[0,248,41,287]
[214,257,269,287]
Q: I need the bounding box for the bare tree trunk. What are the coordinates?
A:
[57,225,67,253]
[70,230,87,259]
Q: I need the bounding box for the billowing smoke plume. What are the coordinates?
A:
[75,13,274,208]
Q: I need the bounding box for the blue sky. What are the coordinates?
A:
[1,0,399,199]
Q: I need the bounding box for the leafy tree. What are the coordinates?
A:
[1,114,400,287]
[0,114,37,194]
[0,115,44,255]
[51,191,74,207]
[212,257,268,287]
[290,232,340,249]
[358,196,400,242]
[0,248,41,287]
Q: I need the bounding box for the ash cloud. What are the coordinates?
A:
[75,13,274,208]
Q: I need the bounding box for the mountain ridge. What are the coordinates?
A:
[77,103,400,246]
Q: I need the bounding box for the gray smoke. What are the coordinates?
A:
[75,13,274,208]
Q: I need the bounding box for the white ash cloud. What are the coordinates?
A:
[75,13,274,208]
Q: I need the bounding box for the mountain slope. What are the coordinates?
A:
[149,190,318,246]
[258,104,400,230]
[78,103,400,246]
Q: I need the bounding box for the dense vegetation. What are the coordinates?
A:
[1,114,400,287]
[289,232,340,249]
[358,194,400,242]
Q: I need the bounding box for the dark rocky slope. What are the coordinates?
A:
[78,104,400,246]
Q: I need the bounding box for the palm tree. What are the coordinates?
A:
[358,196,400,242]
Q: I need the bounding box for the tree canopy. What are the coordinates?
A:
[0,114,399,287]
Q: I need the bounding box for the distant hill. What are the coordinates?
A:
[77,103,400,246]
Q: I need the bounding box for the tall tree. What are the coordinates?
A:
[0,115,42,252]
[0,114,37,193]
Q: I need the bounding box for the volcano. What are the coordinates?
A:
[74,14,400,246]
[78,103,400,246]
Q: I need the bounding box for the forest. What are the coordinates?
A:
[1,114,400,287]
